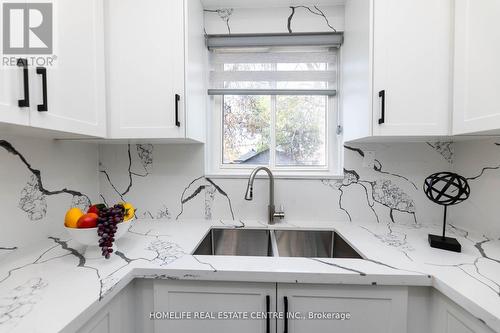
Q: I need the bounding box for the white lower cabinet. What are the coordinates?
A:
[430,290,494,333]
[277,284,408,333]
[75,281,496,333]
[153,281,276,333]
[76,284,136,333]
[153,281,408,333]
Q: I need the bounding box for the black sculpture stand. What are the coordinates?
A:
[428,234,461,252]
[423,172,469,253]
[428,206,461,253]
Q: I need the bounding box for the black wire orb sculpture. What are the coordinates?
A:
[423,172,470,253]
[423,172,470,206]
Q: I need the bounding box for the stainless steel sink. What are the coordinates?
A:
[274,230,362,259]
[193,228,273,256]
[193,228,362,259]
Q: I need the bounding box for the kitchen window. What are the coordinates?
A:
[206,36,341,178]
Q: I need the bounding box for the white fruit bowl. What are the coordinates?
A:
[65,219,132,258]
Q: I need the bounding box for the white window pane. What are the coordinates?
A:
[276,81,329,89]
[275,96,327,166]
[223,81,273,89]
[276,63,328,71]
[224,63,273,71]
[223,95,271,165]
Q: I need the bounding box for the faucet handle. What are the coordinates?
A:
[273,205,285,220]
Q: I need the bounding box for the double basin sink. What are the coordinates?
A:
[193,228,362,259]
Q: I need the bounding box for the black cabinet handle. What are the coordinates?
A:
[175,94,181,127]
[283,296,288,333]
[17,58,29,108]
[36,67,48,112]
[266,295,270,333]
[378,90,385,124]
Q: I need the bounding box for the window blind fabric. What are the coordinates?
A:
[208,47,337,96]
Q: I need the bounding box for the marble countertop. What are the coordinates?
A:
[1,219,499,333]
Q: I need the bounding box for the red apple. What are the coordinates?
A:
[87,204,106,215]
[77,213,98,228]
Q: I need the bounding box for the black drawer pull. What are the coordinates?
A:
[36,67,48,112]
[175,94,181,127]
[17,58,29,108]
[266,295,270,333]
[284,296,288,333]
[378,90,385,124]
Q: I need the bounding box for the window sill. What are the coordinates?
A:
[204,171,344,180]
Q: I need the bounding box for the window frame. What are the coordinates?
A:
[205,49,343,179]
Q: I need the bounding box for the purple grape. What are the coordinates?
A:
[95,204,125,259]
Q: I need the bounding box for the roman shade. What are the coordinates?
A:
[208,41,338,96]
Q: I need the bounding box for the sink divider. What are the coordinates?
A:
[330,231,335,258]
[270,230,280,258]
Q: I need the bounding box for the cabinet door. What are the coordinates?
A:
[430,290,495,333]
[28,0,106,137]
[277,284,408,333]
[76,283,136,333]
[372,0,451,136]
[453,0,500,135]
[0,61,29,127]
[154,281,276,333]
[0,0,29,127]
[105,0,185,139]
[77,312,111,333]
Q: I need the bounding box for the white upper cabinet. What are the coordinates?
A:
[371,0,452,137]
[29,0,106,137]
[105,0,206,141]
[343,0,452,142]
[0,0,106,137]
[453,0,500,135]
[0,1,31,128]
[0,59,29,127]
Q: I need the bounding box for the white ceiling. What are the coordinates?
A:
[201,0,345,9]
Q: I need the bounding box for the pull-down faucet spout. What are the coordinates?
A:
[244,167,285,224]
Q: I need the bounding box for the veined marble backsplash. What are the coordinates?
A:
[453,139,500,238]
[204,5,344,34]
[97,139,500,239]
[1,135,500,248]
[0,136,99,247]
[100,144,417,219]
